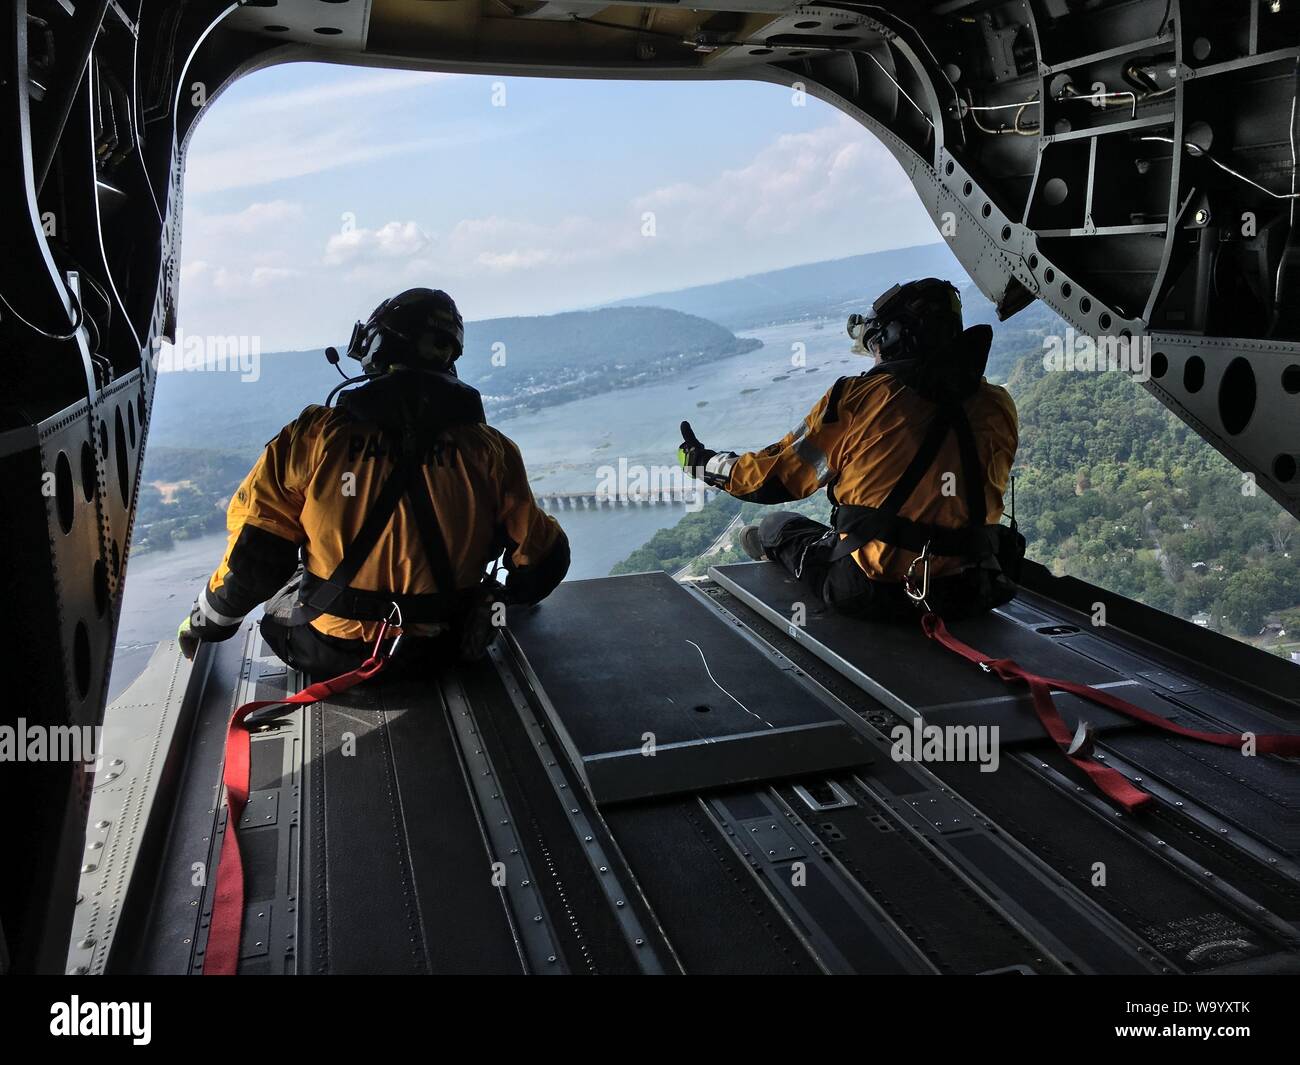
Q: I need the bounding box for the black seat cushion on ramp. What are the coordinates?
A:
[507,572,871,803]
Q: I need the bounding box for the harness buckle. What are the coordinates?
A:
[903,540,932,611]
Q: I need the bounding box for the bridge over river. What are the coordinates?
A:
[535,487,720,511]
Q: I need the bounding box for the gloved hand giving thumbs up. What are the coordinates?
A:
[676,420,715,473]
[676,420,737,488]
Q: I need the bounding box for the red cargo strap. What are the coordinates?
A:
[203,626,395,976]
[920,612,1300,813]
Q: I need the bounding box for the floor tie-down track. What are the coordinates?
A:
[90,568,1300,974]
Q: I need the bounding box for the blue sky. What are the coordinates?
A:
[180,62,941,350]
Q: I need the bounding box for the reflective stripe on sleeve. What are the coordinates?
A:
[199,589,244,628]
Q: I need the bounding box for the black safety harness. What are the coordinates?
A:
[829,400,991,558]
[292,437,481,626]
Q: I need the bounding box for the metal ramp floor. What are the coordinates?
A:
[76,565,1300,975]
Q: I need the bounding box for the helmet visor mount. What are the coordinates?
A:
[847,311,885,355]
[343,289,464,374]
[847,279,961,360]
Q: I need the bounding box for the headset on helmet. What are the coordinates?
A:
[847,278,963,360]
[344,288,465,375]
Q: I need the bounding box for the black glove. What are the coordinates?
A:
[677,420,715,472]
[677,420,736,488]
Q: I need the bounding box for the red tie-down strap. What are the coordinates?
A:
[920,612,1300,813]
[203,631,394,976]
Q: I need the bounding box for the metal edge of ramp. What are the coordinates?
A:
[66,639,212,974]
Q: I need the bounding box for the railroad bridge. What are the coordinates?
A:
[535,488,720,510]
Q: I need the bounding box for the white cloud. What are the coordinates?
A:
[248,266,301,287]
[444,215,633,274]
[179,258,300,294]
[177,110,938,348]
[236,70,458,115]
[185,128,439,194]
[316,118,921,290]
[183,68,494,194]
[189,199,303,236]
[633,117,915,242]
[324,220,431,266]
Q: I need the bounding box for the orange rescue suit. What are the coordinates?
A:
[725,372,1018,580]
[203,403,565,642]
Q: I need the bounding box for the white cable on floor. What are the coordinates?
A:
[685,639,774,728]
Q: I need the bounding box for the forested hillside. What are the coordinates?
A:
[1008,353,1298,638]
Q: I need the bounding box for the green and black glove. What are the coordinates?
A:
[178,591,242,658]
[177,615,200,660]
[676,421,737,488]
[676,420,714,471]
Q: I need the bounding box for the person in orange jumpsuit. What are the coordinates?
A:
[179,288,568,673]
[678,278,1021,619]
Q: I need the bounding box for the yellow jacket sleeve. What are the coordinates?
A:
[194,410,317,636]
[495,431,570,603]
[726,381,854,504]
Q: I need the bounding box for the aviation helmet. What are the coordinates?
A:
[345,288,465,375]
[847,277,963,360]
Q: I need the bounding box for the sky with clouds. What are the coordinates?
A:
[179,62,941,351]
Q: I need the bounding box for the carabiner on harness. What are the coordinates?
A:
[371,601,404,661]
[903,540,933,611]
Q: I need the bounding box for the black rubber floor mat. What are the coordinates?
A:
[302,679,522,974]
[507,571,871,803]
[1106,730,1300,853]
[709,562,1175,743]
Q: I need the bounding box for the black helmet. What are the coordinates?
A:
[847,277,963,361]
[345,288,465,374]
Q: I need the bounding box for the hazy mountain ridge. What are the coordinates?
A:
[146,305,761,454]
[602,242,967,329]
[146,242,1057,454]
[461,306,762,417]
